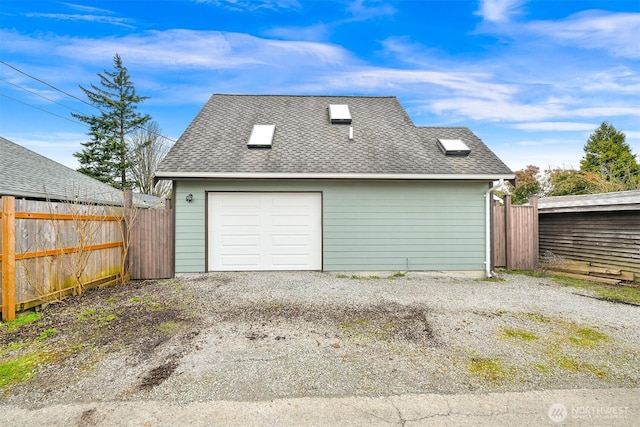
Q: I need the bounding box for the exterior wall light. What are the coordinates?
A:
[186,193,193,202]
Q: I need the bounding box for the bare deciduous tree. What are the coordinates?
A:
[128,120,172,198]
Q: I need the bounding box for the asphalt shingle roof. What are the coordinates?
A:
[0,136,123,204]
[156,94,513,178]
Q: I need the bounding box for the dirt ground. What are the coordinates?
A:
[0,279,202,396]
[1,272,639,408]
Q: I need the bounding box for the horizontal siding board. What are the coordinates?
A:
[173,180,489,272]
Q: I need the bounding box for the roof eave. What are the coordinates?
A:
[539,204,640,214]
[154,172,515,181]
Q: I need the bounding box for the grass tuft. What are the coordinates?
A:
[36,328,57,341]
[568,326,609,348]
[502,327,538,341]
[467,357,511,384]
[553,275,640,305]
[0,312,41,332]
[0,350,54,388]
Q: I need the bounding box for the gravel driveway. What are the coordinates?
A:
[1,271,639,408]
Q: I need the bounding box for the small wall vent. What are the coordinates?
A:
[329,104,352,124]
[437,138,471,156]
[248,124,275,148]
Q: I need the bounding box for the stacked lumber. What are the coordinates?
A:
[542,260,636,286]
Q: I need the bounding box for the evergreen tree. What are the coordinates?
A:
[580,122,639,186]
[73,54,151,189]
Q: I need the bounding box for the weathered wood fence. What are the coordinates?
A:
[128,203,174,280]
[492,195,539,270]
[1,194,174,321]
[539,210,639,283]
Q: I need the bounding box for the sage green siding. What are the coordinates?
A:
[174,180,489,273]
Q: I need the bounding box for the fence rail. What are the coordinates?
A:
[1,194,174,321]
[1,196,125,320]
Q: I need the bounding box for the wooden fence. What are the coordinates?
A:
[539,210,639,283]
[1,194,174,321]
[492,195,539,270]
[128,203,174,280]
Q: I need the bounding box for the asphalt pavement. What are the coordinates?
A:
[1,387,638,426]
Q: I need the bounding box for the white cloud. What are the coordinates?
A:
[431,97,559,122]
[527,10,640,58]
[430,96,640,123]
[476,0,525,23]
[577,67,640,94]
[62,3,114,14]
[25,13,135,28]
[346,0,396,21]
[1,29,353,71]
[304,68,516,102]
[264,24,331,42]
[194,0,301,12]
[511,122,597,132]
[5,132,86,169]
[625,131,640,140]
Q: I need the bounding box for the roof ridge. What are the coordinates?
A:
[210,93,397,99]
[418,126,471,130]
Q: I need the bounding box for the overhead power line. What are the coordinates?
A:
[0,77,86,116]
[0,93,86,126]
[0,60,177,145]
[1,60,95,110]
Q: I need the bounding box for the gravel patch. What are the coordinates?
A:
[1,271,639,408]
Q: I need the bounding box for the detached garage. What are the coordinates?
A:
[155,94,514,276]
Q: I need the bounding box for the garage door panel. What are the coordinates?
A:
[220,234,261,246]
[221,197,261,209]
[209,192,321,271]
[271,215,314,227]
[220,254,260,267]
[271,234,312,246]
[221,214,260,227]
[271,256,312,267]
[271,195,312,208]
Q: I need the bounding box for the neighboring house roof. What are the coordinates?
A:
[0,136,141,206]
[1,136,123,204]
[538,190,640,213]
[156,94,514,181]
[134,192,166,209]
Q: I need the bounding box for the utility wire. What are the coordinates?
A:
[0,93,86,126]
[1,60,95,110]
[0,77,87,116]
[0,60,177,144]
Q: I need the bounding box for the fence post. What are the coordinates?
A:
[529,195,539,269]
[2,196,16,321]
[123,189,133,282]
[504,194,513,271]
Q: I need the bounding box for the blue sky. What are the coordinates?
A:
[1,0,639,173]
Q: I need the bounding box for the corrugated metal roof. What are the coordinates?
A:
[538,190,640,213]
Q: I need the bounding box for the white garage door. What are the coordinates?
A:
[208,192,322,271]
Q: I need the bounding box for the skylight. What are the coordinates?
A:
[437,138,471,156]
[329,104,352,124]
[247,124,275,148]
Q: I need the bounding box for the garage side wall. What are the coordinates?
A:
[173,180,489,273]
